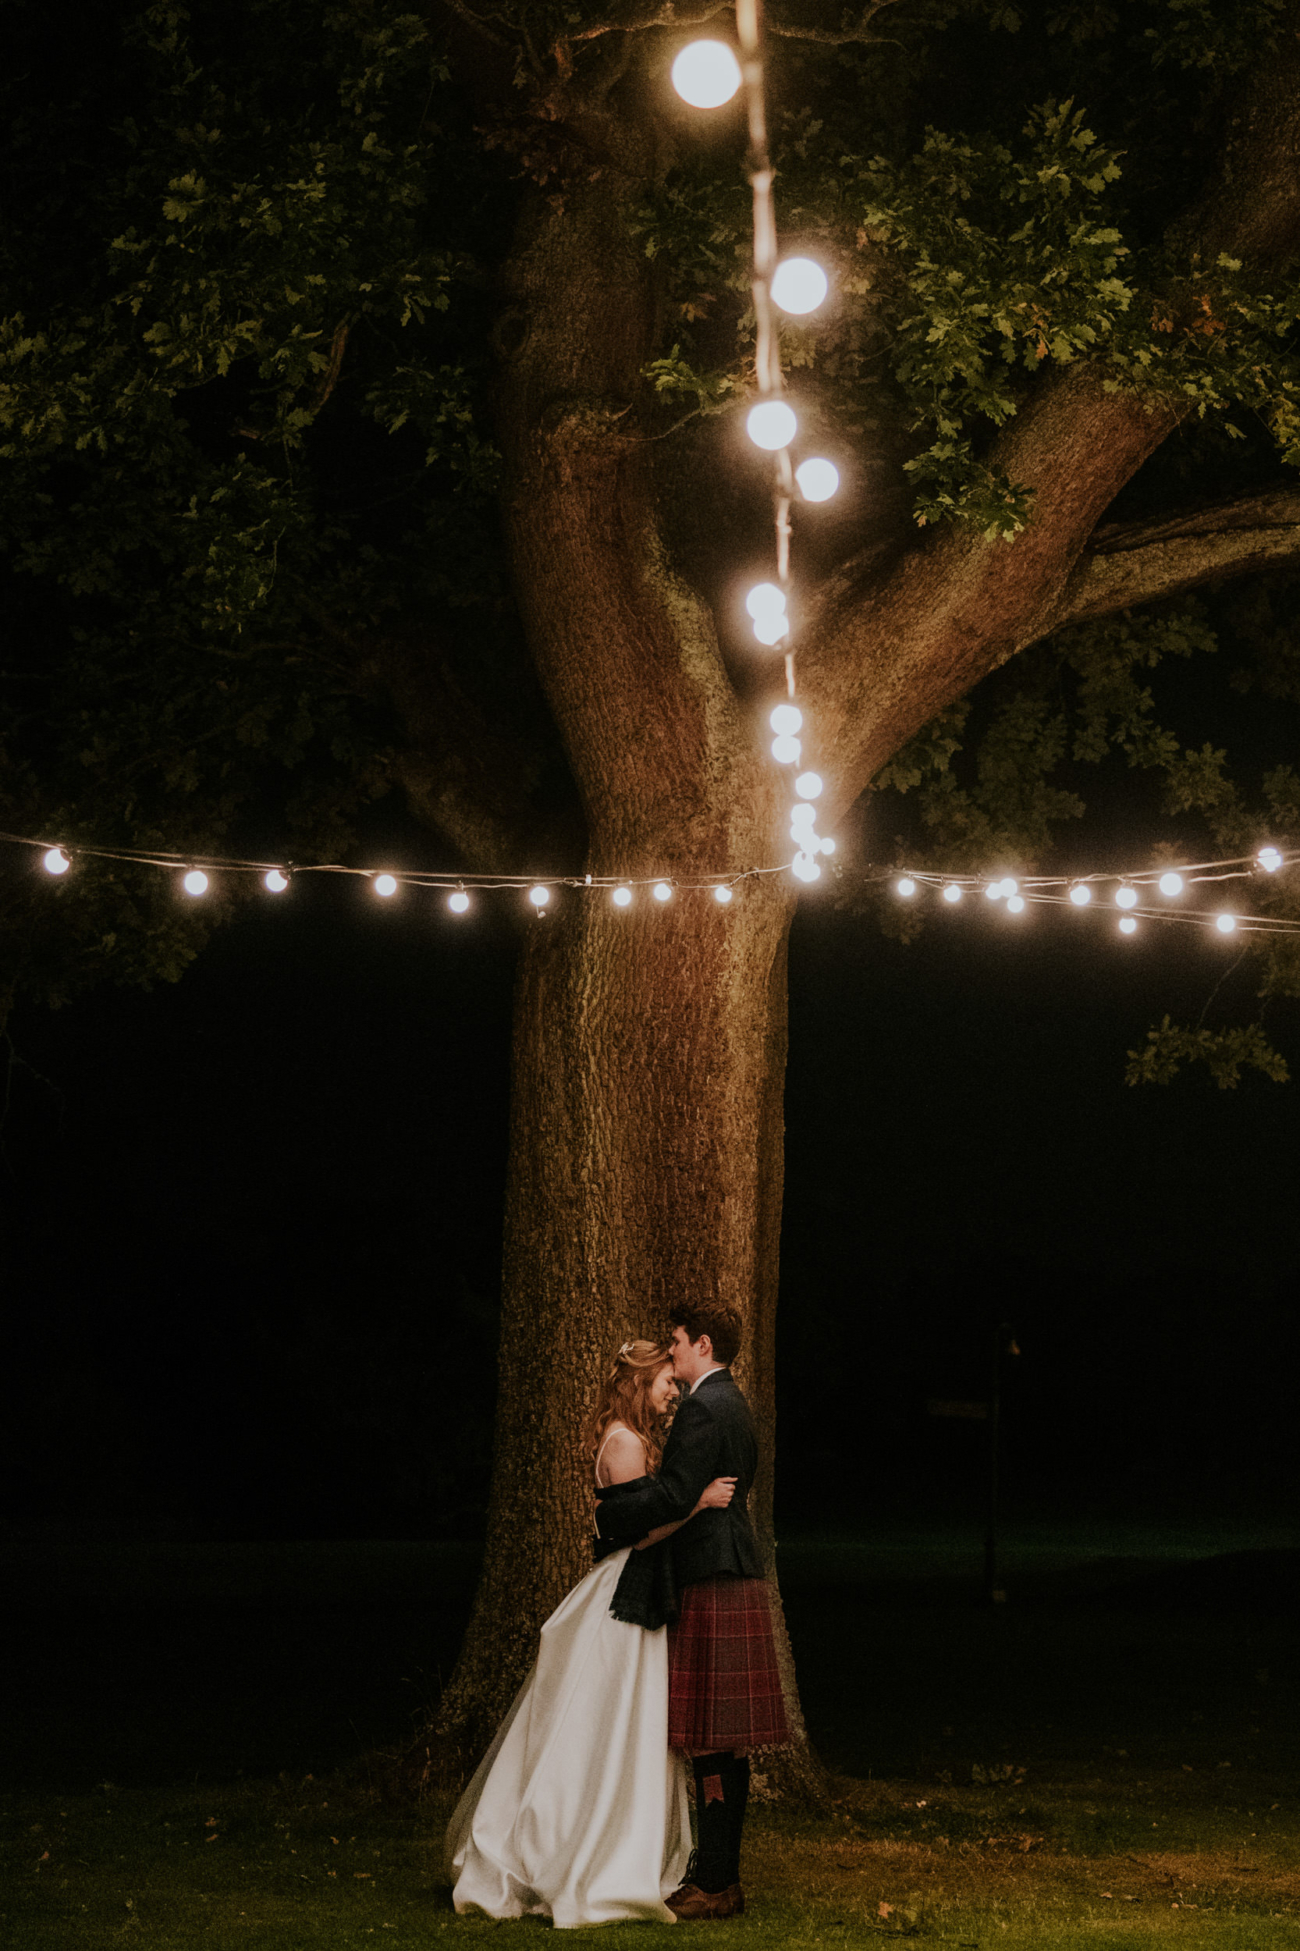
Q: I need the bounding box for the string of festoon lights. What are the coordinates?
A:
[12,830,1297,941]
[671,6,839,885]
[890,845,1300,938]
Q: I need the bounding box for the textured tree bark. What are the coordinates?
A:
[419,34,1300,1808]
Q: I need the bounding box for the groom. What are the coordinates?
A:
[595,1299,789,1920]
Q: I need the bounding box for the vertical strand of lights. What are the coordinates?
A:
[734,0,833,885]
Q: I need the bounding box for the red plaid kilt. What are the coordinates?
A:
[668,1576,790,1754]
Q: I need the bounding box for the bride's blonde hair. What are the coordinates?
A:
[584,1339,674,1476]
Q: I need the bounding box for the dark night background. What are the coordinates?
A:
[4,842,1298,1550]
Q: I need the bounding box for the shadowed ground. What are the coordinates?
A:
[2,1523,1297,1946]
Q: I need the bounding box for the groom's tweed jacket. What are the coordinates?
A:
[595,1369,764,1586]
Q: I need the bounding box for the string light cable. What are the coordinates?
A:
[673,4,839,889]
[885,848,1300,937]
[8,829,1296,939]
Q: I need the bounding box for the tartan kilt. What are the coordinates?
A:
[668,1575,791,1754]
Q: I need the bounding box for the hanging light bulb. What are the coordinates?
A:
[1006,893,1026,914]
[1258,845,1283,873]
[714,884,734,904]
[449,890,470,914]
[1216,912,1236,934]
[896,877,917,898]
[42,847,71,876]
[746,582,786,621]
[985,882,1003,901]
[795,458,839,503]
[1115,885,1138,910]
[771,734,801,764]
[374,873,398,898]
[752,613,789,646]
[183,869,209,897]
[997,877,1019,898]
[792,851,821,883]
[1119,915,1138,936]
[790,801,817,830]
[264,869,288,894]
[612,885,633,908]
[818,836,836,856]
[1069,883,1091,906]
[943,882,962,904]
[770,703,802,735]
[1158,872,1184,897]
[528,884,551,907]
[671,39,742,108]
[770,256,828,316]
[653,881,673,902]
[794,771,823,800]
[747,400,797,451]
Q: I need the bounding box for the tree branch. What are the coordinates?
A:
[767,0,906,45]
[1047,488,1300,632]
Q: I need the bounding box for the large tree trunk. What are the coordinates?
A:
[434,873,825,1799]
[427,82,826,1801]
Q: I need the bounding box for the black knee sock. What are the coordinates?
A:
[725,1755,750,1886]
[691,1753,737,1893]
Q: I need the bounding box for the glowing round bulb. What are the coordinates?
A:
[771,734,801,764]
[753,613,789,646]
[43,847,70,876]
[183,869,208,897]
[612,885,632,908]
[449,890,470,913]
[997,877,1019,898]
[770,704,802,735]
[1119,915,1138,936]
[794,771,823,800]
[792,852,821,883]
[653,881,673,902]
[671,39,742,108]
[1006,893,1026,914]
[374,873,398,898]
[714,884,734,904]
[1069,883,1091,906]
[790,802,817,830]
[796,458,839,503]
[896,877,916,898]
[529,884,550,907]
[943,882,962,904]
[985,882,1003,901]
[1115,885,1138,910]
[1258,846,1283,873]
[1158,872,1184,898]
[264,869,288,893]
[771,256,828,316]
[746,582,786,621]
[818,836,836,857]
[1216,912,1236,934]
[747,400,797,451]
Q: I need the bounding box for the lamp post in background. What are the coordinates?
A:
[985,1322,1021,1606]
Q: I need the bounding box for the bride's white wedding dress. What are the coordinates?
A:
[446,1447,691,1927]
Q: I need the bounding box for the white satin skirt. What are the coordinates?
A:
[446,1546,691,1927]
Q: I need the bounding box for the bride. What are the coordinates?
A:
[447,1339,737,1927]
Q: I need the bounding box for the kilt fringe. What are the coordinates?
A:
[667,1575,790,1754]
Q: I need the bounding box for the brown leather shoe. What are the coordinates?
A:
[666,1882,745,1919]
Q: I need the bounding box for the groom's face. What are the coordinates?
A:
[669,1325,712,1384]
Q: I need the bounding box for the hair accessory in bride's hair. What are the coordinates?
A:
[616,1340,635,1363]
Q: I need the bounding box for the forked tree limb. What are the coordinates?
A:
[1047,488,1300,632]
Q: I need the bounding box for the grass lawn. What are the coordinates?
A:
[3,1525,1297,1947]
[3,1768,1297,1948]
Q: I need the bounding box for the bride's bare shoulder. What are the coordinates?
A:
[595,1422,647,1485]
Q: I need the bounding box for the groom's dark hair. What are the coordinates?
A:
[668,1299,742,1367]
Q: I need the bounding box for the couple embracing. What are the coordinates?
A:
[448,1299,790,1926]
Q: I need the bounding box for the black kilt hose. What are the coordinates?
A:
[668,1575,789,1754]
[595,1368,792,1754]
